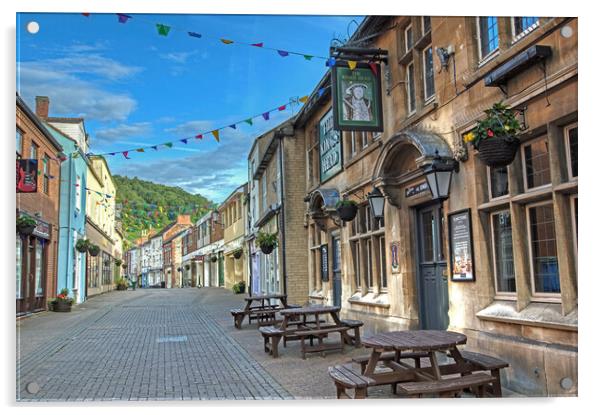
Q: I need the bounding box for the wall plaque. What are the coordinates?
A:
[320,244,329,282]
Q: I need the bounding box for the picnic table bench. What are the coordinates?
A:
[328,365,375,399]
[231,294,296,329]
[329,330,509,399]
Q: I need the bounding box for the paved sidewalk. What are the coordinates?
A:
[17,288,290,401]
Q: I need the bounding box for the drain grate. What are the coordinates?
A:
[156,336,188,343]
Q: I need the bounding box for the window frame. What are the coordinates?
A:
[487,165,510,201]
[570,195,578,268]
[361,131,370,149]
[511,17,540,42]
[526,200,561,301]
[404,24,413,53]
[43,154,50,195]
[378,234,388,291]
[476,17,500,63]
[521,135,552,192]
[406,62,416,115]
[564,122,578,180]
[16,127,23,158]
[350,131,357,156]
[422,16,431,35]
[490,209,517,299]
[30,141,38,160]
[422,44,435,102]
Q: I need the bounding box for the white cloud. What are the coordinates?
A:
[159,51,197,64]
[17,54,140,121]
[95,122,152,142]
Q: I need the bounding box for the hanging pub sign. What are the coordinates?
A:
[16,159,38,193]
[331,61,384,132]
[320,244,329,282]
[319,108,342,182]
[448,209,476,282]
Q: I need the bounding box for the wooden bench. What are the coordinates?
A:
[297,327,348,359]
[352,351,429,373]
[452,350,509,397]
[258,326,284,358]
[328,365,375,399]
[398,373,496,398]
[230,308,246,329]
[340,319,363,347]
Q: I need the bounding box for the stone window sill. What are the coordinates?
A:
[476,300,577,331]
[348,292,390,308]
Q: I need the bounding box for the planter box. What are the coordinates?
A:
[51,301,72,312]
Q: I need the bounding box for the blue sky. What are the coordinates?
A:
[16,12,363,202]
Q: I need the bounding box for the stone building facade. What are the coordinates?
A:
[16,94,63,316]
[247,119,309,305]
[198,210,224,287]
[219,184,249,291]
[296,16,577,396]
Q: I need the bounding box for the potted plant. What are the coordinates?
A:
[122,263,128,270]
[88,244,100,257]
[336,199,358,222]
[256,231,278,255]
[115,278,128,291]
[463,101,521,167]
[232,280,246,294]
[75,238,89,253]
[115,259,123,267]
[16,216,37,236]
[233,247,243,259]
[48,288,74,312]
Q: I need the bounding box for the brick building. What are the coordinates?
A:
[16,94,64,316]
[181,223,202,287]
[247,119,309,305]
[296,16,577,396]
[162,229,188,288]
[198,210,224,287]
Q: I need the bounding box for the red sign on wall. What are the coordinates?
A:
[16,159,38,193]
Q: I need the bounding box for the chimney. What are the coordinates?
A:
[35,96,49,119]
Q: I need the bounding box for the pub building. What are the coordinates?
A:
[296,16,577,395]
[16,94,64,316]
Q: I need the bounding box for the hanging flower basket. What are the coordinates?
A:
[185,264,191,271]
[75,239,89,253]
[256,231,278,255]
[476,135,521,168]
[464,101,522,168]
[122,263,128,269]
[16,216,37,236]
[211,255,218,263]
[88,244,100,257]
[233,248,243,259]
[336,200,358,222]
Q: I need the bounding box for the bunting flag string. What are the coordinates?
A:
[87,92,316,158]
[83,13,338,64]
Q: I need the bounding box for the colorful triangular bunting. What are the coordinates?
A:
[156,24,171,36]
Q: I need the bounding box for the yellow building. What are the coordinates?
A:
[85,156,119,297]
[219,184,249,291]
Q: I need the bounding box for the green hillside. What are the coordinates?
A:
[113,175,214,245]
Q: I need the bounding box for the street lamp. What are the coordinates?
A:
[422,151,457,201]
[367,187,385,225]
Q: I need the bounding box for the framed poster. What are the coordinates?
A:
[16,159,38,193]
[390,241,400,274]
[320,244,329,282]
[448,209,475,282]
[331,61,384,132]
[319,108,343,182]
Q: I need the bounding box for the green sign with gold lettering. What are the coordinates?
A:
[319,108,342,182]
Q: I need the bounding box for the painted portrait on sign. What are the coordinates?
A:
[343,83,372,122]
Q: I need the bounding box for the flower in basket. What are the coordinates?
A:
[466,102,521,148]
[51,288,75,305]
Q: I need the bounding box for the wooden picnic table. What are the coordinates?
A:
[231,294,292,329]
[259,305,361,359]
[360,330,472,387]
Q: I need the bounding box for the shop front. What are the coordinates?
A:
[16,215,53,316]
[85,218,115,298]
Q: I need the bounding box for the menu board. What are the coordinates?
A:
[448,209,475,282]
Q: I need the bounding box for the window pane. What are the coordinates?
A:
[568,126,578,177]
[421,210,434,262]
[423,47,435,99]
[16,128,22,156]
[423,17,431,33]
[524,139,551,188]
[405,26,413,52]
[492,211,516,292]
[479,17,499,58]
[365,239,373,288]
[379,236,387,289]
[16,237,22,298]
[407,63,416,113]
[353,241,361,288]
[490,166,509,198]
[529,204,560,293]
[514,17,538,34]
[30,143,37,160]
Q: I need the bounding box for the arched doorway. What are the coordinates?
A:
[372,129,454,330]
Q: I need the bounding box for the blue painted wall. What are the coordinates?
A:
[45,123,88,304]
